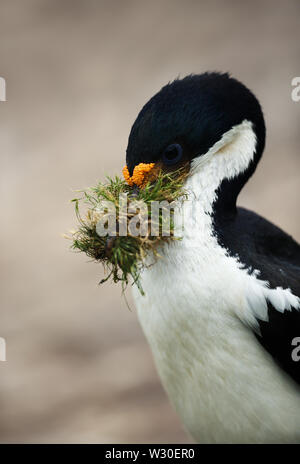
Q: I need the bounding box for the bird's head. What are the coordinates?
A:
[125,73,265,214]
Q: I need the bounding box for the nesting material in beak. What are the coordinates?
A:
[69,165,188,294]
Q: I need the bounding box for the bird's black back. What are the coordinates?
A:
[213,207,300,386]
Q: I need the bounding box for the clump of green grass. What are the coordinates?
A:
[69,167,187,294]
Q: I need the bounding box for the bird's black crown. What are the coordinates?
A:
[126,72,266,177]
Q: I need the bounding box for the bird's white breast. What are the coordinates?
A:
[132,122,300,443]
[133,241,300,443]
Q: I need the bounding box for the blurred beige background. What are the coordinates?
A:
[0,0,299,444]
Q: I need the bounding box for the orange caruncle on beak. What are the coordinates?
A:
[122,163,156,188]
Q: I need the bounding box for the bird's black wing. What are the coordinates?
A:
[214,207,300,386]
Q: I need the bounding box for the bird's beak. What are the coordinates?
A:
[123,163,158,189]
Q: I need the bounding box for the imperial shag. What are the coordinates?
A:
[125,73,300,443]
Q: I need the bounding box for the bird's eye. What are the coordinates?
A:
[162,143,183,166]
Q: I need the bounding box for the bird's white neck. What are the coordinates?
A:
[186,119,257,211]
[176,119,256,247]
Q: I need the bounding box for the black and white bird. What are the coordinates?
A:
[125,73,300,443]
